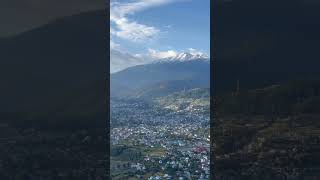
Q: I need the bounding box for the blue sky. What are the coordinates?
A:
[110,0,210,73]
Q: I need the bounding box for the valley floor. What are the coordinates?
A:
[110,98,210,180]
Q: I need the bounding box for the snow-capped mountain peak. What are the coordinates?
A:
[157,52,209,63]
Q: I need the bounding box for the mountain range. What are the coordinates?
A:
[110,53,210,99]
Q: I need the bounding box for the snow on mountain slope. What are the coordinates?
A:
[156,52,209,63]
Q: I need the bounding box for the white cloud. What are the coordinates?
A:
[187,48,209,57]
[111,0,175,17]
[147,48,209,59]
[110,27,116,36]
[111,48,175,73]
[112,18,159,42]
[110,40,120,50]
[148,48,178,59]
[110,0,177,42]
[111,49,150,73]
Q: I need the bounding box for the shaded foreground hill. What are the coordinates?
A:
[0,11,108,179]
[214,80,320,179]
[214,0,320,94]
[216,79,320,117]
[213,1,320,177]
[0,10,108,129]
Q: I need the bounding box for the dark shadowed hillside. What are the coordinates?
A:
[214,0,320,94]
[0,10,108,128]
[214,80,320,180]
[216,79,320,118]
[214,0,320,179]
[0,10,108,180]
